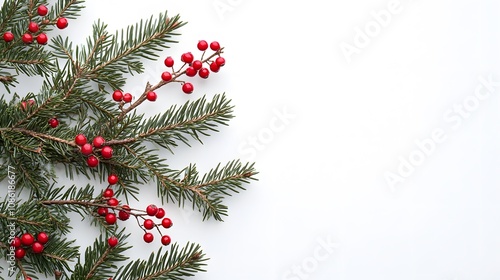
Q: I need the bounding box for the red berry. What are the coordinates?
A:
[215,57,226,67]
[155,208,165,219]
[22,33,33,44]
[105,213,117,224]
[11,237,21,248]
[97,207,108,216]
[28,22,39,33]
[192,60,202,70]
[107,197,119,207]
[15,248,26,259]
[37,5,48,16]
[3,32,14,42]
[181,52,194,63]
[103,188,114,198]
[161,71,172,82]
[198,68,210,79]
[182,83,194,94]
[36,33,48,45]
[21,233,35,246]
[56,17,68,29]
[161,235,171,246]
[146,91,157,102]
[48,118,59,128]
[164,56,174,67]
[37,232,49,244]
[108,236,118,247]
[108,174,119,185]
[118,211,130,221]
[112,90,123,101]
[143,233,154,243]
[92,136,105,148]
[146,204,158,216]
[118,207,130,221]
[197,40,208,51]
[210,41,220,51]
[32,242,44,254]
[185,66,197,77]
[161,218,173,228]
[123,93,132,103]
[75,134,87,146]
[143,219,155,230]
[101,146,113,159]
[81,143,93,156]
[210,62,220,73]
[87,155,99,167]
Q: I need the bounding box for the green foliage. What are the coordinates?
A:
[0,0,257,279]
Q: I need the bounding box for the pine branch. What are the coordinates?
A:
[114,242,207,280]
[70,231,130,280]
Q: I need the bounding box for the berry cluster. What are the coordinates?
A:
[74,134,112,167]
[162,40,226,95]
[96,177,173,246]
[2,4,68,44]
[11,232,49,260]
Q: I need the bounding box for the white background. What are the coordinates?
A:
[3,0,500,279]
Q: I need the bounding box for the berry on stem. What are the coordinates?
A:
[185,66,197,77]
[182,82,194,94]
[36,33,48,45]
[192,60,203,70]
[103,188,114,198]
[123,93,133,103]
[32,242,44,254]
[143,219,155,230]
[3,32,14,42]
[87,155,99,167]
[11,237,21,248]
[28,22,39,33]
[15,248,26,259]
[92,136,105,148]
[48,118,59,128]
[146,204,158,216]
[210,41,221,51]
[101,146,113,159]
[97,207,108,216]
[181,52,194,63]
[210,62,220,73]
[56,17,68,29]
[161,235,171,246]
[108,174,119,185]
[155,208,165,219]
[197,40,208,51]
[164,56,174,67]
[146,91,157,101]
[161,71,172,82]
[81,143,93,156]
[143,233,154,243]
[199,68,210,79]
[108,236,118,247]
[37,232,49,244]
[112,90,123,101]
[37,5,48,16]
[22,33,33,44]
[107,197,119,207]
[162,218,173,228]
[21,233,35,246]
[75,134,87,146]
[118,205,130,221]
[105,213,117,225]
[215,57,226,67]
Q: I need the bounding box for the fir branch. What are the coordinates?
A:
[114,243,207,280]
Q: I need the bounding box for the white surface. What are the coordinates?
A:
[3,0,500,279]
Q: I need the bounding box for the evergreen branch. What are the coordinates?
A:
[50,0,85,20]
[114,243,207,280]
[0,127,77,148]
